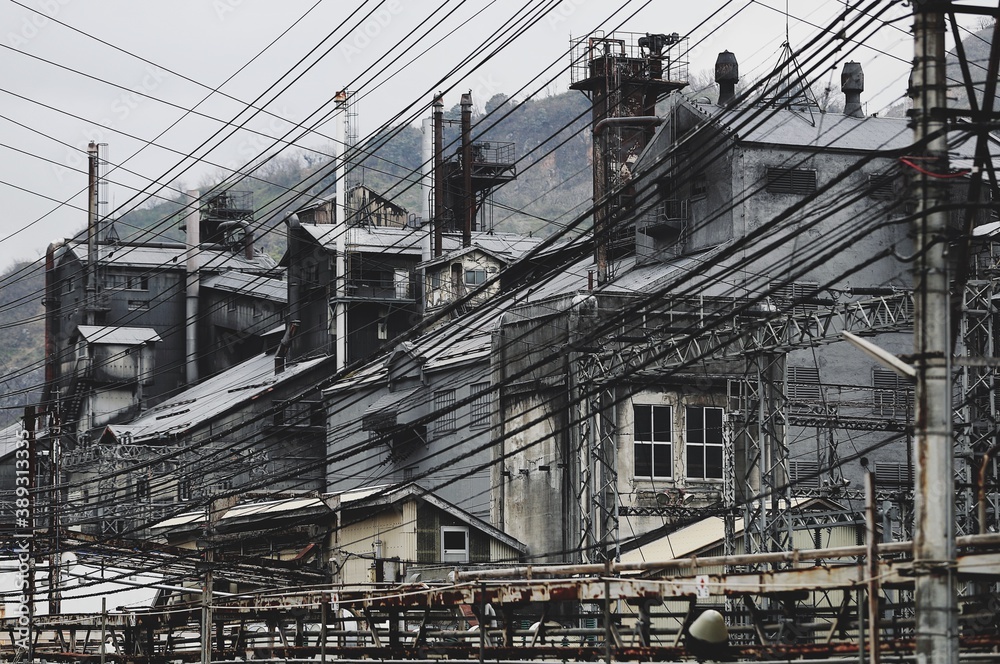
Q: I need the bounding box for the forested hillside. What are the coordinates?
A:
[0,89,593,427]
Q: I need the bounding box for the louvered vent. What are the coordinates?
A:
[868,173,895,199]
[875,461,913,487]
[766,167,817,194]
[787,366,821,402]
[789,460,821,490]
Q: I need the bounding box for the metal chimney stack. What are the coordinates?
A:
[842,61,865,118]
[715,51,739,106]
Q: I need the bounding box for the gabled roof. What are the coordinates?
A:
[101,352,326,443]
[201,271,287,303]
[418,243,518,271]
[76,325,161,346]
[297,224,545,259]
[154,482,527,553]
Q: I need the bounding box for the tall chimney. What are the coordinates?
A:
[842,61,865,118]
[433,94,444,258]
[86,142,99,326]
[461,92,474,248]
[715,51,739,106]
[184,190,201,386]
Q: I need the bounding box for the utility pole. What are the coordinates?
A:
[910,2,957,662]
[334,90,349,372]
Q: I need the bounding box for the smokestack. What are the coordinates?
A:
[715,51,739,106]
[184,190,200,386]
[842,61,865,118]
[86,142,99,326]
[461,92,474,247]
[433,94,444,258]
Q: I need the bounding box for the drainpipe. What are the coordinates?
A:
[184,190,200,386]
[275,320,299,375]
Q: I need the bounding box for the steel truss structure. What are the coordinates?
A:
[5,534,1000,662]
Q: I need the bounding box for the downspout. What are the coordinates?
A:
[184,190,200,386]
[275,321,299,375]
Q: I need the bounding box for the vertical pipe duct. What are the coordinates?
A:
[433,94,444,258]
[334,90,349,372]
[86,142,99,326]
[184,190,201,386]
[461,92,474,247]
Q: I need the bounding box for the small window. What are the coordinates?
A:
[430,272,442,290]
[685,406,724,480]
[135,476,150,502]
[177,478,192,502]
[252,302,262,318]
[465,268,487,287]
[127,300,149,311]
[433,390,457,435]
[766,167,816,194]
[441,526,470,563]
[692,172,707,198]
[470,382,490,429]
[377,321,388,340]
[63,278,73,295]
[227,297,237,313]
[126,276,149,291]
[633,404,672,479]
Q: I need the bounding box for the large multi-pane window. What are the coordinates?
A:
[633,404,672,478]
[685,406,724,480]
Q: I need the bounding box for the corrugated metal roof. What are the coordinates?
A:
[201,271,287,302]
[65,242,277,271]
[106,352,326,441]
[713,106,914,152]
[0,423,23,460]
[76,325,161,345]
[302,224,545,259]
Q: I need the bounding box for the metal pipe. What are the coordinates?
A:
[184,190,200,387]
[433,94,444,258]
[978,443,1000,535]
[86,142,99,326]
[461,92,474,246]
[592,115,663,137]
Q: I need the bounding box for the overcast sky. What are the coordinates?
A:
[0,1,944,269]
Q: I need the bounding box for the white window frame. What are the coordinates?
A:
[633,403,672,479]
[685,406,724,480]
[441,525,470,563]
